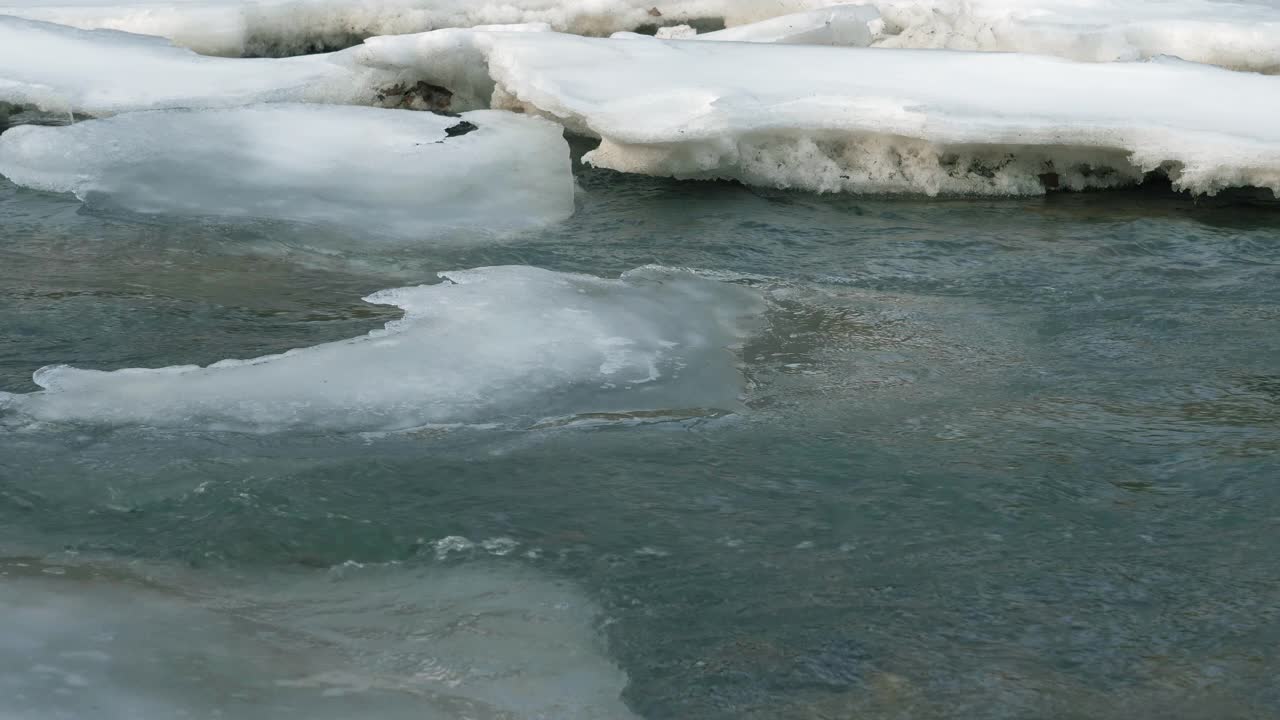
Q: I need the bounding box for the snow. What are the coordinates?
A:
[3,0,1280,71]
[364,29,1280,196]
[0,105,574,236]
[0,266,763,432]
[0,557,640,720]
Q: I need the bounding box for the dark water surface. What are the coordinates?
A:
[2,154,1279,718]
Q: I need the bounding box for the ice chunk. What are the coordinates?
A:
[654,23,698,39]
[0,266,763,432]
[0,15,394,116]
[377,29,1280,196]
[617,5,884,45]
[0,557,640,719]
[0,105,574,236]
[696,5,884,45]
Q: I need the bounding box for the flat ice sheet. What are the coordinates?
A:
[0,105,575,236]
[366,28,1280,196]
[0,266,763,432]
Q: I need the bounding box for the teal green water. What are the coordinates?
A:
[2,155,1279,718]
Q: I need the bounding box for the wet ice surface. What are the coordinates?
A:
[1,264,760,432]
[2,149,1280,719]
[0,106,574,236]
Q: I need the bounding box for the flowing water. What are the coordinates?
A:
[2,145,1279,718]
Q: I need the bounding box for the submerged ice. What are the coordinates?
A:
[0,557,639,719]
[0,266,763,432]
[0,105,575,236]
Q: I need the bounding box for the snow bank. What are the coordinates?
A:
[0,557,640,719]
[369,29,1280,196]
[0,105,574,236]
[0,266,762,432]
[4,0,1280,71]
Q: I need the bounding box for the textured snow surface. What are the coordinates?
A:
[0,106,574,236]
[0,266,763,432]
[371,29,1280,196]
[0,557,639,720]
[3,0,1280,70]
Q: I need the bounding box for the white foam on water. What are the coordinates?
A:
[0,105,574,236]
[0,556,640,719]
[358,28,1280,196]
[0,266,763,432]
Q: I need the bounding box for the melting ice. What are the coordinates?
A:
[0,105,575,236]
[0,266,764,432]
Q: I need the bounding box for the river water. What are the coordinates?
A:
[2,147,1278,718]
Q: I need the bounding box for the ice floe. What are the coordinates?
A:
[0,266,763,432]
[0,556,639,719]
[0,14,397,116]
[0,105,574,236]
[365,28,1280,196]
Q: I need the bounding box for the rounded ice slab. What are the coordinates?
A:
[0,557,639,720]
[0,105,575,237]
[449,31,1280,196]
[0,266,764,433]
